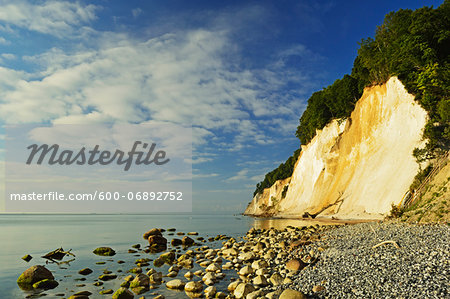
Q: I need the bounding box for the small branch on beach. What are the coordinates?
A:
[372,240,400,249]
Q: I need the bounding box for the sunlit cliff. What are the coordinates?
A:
[245,77,428,219]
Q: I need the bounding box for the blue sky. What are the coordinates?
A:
[0,0,444,213]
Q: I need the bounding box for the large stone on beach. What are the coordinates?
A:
[286,258,306,271]
[130,273,150,288]
[166,279,185,289]
[112,287,134,299]
[171,238,182,246]
[234,283,255,299]
[148,235,167,251]
[253,275,269,287]
[143,228,162,239]
[184,281,203,293]
[238,251,255,261]
[99,274,117,281]
[32,279,59,290]
[78,268,93,275]
[279,289,307,299]
[17,265,54,289]
[93,247,116,256]
[269,273,284,286]
[149,272,163,284]
[159,251,176,264]
[182,236,195,246]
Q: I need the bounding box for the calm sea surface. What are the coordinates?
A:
[0,214,332,298]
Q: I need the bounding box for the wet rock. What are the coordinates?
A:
[185,281,203,293]
[206,263,220,272]
[112,287,134,299]
[32,279,58,290]
[131,286,148,295]
[184,271,194,279]
[202,272,216,282]
[285,258,306,272]
[100,289,114,294]
[150,272,163,284]
[148,235,167,252]
[120,281,130,288]
[166,279,185,289]
[238,251,255,261]
[179,258,194,268]
[129,267,142,274]
[93,247,116,256]
[204,285,216,297]
[227,280,240,292]
[234,283,255,299]
[17,265,54,290]
[143,228,162,239]
[251,260,268,270]
[182,236,195,246]
[238,265,253,276]
[279,289,307,299]
[22,255,33,262]
[222,248,239,256]
[171,238,182,246]
[153,258,164,267]
[167,271,178,277]
[159,251,176,264]
[98,274,117,281]
[74,291,92,296]
[130,273,150,288]
[94,281,103,286]
[78,268,93,275]
[187,232,198,236]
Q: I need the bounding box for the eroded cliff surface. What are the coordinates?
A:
[245,77,428,219]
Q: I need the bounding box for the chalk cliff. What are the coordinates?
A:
[245,77,428,219]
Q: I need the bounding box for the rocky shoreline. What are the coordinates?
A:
[17,221,449,298]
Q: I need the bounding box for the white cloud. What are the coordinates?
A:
[226,169,249,182]
[0,0,98,37]
[0,29,312,151]
[0,36,10,44]
[1,53,15,60]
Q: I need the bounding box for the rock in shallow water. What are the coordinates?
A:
[17,265,54,290]
[184,281,203,292]
[112,287,134,299]
[78,268,93,275]
[166,279,185,289]
[93,247,116,256]
[32,279,58,290]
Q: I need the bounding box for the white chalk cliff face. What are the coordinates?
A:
[245,77,428,219]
